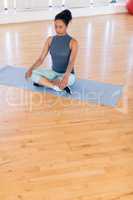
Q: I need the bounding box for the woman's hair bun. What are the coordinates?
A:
[62,9,72,21]
[55,9,72,26]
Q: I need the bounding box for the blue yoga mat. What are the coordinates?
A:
[0,66,123,107]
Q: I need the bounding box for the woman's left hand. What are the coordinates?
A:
[59,73,69,89]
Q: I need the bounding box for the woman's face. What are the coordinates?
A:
[54,19,67,35]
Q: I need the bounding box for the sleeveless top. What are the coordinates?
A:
[49,33,75,74]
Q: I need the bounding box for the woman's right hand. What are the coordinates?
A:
[25,68,33,79]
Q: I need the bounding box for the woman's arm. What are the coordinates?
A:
[25,36,52,78]
[66,38,79,75]
[59,38,79,89]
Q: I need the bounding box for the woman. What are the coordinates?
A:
[25,9,78,94]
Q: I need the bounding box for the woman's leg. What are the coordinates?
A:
[32,68,57,80]
[56,73,76,87]
[39,76,62,91]
[30,68,76,91]
[52,73,76,94]
[30,68,62,91]
[68,74,76,86]
[39,77,63,92]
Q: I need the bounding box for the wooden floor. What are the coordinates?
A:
[0,14,133,200]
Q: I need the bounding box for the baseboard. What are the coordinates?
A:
[0,3,127,25]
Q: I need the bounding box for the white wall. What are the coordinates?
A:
[93,0,110,6]
[16,0,50,10]
[53,0,63,7]
[0,3,127,25]
[0,0,4,10]
[8,0,14,9]
[4,0,50,10]
[0,0,126,10]
[65,0,91,8]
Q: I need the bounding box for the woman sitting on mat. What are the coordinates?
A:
[25,9,78,94]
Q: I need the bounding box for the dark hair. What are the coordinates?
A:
[55,9,72,26]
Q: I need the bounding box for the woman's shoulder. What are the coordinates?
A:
[47,35,54,42]
[47,35,55,48]
[69,36,78,49]
[71,37,78,43]
[68,34,78,42]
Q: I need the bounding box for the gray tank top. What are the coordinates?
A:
[49,33,75,74]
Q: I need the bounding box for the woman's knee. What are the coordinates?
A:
[33,68,57,81]
[68,74,76,86]
[30,73,41,84]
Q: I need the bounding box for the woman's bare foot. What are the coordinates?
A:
[51,79,61,87]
